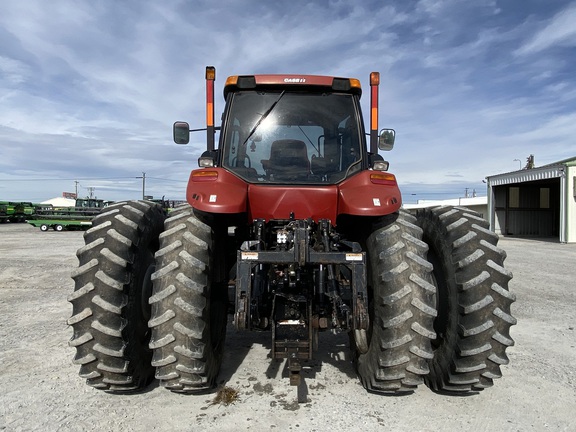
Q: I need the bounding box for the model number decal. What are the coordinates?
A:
[346,253,363,261]
[241,252,259,260]
[284,78,306,83]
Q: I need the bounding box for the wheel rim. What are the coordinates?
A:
[354,329,369,354]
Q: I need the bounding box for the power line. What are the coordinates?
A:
[0,176,187,183]
[146,176,187,183]
[0,176,136,182]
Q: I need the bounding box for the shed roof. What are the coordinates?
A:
[486,156,575,187]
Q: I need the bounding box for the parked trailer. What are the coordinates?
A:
[26,198,110,231]
[27,219,92,231]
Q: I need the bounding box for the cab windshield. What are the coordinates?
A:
[221,91,364,184]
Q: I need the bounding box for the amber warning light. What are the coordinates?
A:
[369,72,380,153]
[206,66,216,81]
[206,66,216,150]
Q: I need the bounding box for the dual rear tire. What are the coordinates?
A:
[416,206,516,392]
[356,207,516,394]
[69,202,515,394]
[68,200,165,391]
[69,202,226,393]
[148,205,227,392]
[355,210,436,392]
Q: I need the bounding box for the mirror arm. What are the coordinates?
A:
[189,126,221,133]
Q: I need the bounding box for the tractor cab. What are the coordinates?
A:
[220,87,364,184]
[174,70,396,183]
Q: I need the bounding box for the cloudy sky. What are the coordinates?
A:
[1,0,575,204]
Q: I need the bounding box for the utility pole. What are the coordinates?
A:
[136,172,146,199]
[74,180,79,199]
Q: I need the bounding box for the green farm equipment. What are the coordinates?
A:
[0,201,35,223]
[26,198,110,231]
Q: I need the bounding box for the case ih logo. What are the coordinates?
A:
[284,78,306,83]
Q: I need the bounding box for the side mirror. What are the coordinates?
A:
[378,128,395,151]
[173,121,190,144]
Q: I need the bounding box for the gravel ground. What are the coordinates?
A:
[0,222,575,431]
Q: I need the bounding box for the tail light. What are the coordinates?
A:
[192,170,218,182]
[370,172,396,186]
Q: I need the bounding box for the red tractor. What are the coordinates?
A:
[69,67,515,395]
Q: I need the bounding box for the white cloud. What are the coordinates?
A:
[515,2,576,55]
[0,56,31,84]
[0,1,574,203]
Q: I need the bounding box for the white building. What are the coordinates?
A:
[40,197,76,207]
[486,156,576,243]
[403,196,488,219]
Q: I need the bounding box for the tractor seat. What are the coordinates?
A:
[261,139,310,180]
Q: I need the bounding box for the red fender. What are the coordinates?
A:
[338,171,402,216]
[186,168,402,222]
[186,168,248,213]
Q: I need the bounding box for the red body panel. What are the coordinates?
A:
[253,75,341,86]
[248,185,339,222]
[187,169,402,223]
[338,171,402,216]
[186,168,248,213]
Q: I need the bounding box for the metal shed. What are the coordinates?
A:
[486,156,576,243]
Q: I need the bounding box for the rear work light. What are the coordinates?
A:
[198,156,215,167]
[372,160,390,171]
[370,172,396,185]
[192,170,219,182]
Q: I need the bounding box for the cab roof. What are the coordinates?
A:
[223,74,362,98]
